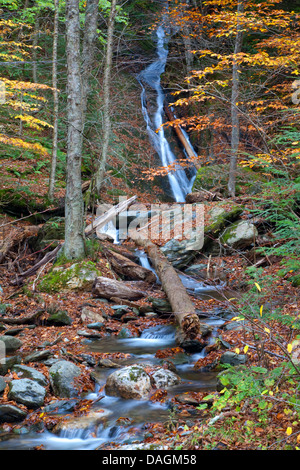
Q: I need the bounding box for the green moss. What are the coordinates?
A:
[192,164,265,196]
[38,260,101,293]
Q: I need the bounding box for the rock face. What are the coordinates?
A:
[8,378,46,408]
[49,360,82,398]
[105,364,181,400]
[220,221,258,250]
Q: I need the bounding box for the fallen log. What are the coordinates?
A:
[85,195,137,236]
[92,276,146,301]
[129,230,201,339]
[164,105,200,169]
[10,243,62,286]
[103,248,156,283]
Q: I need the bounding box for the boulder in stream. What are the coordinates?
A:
[8,378,46,409]
[48,360,82,398]
[105,364,181,400]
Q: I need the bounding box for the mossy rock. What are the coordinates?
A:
[192,164,265,196]
[203,203,244,250]
[38,260,101,293]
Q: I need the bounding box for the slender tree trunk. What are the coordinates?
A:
[95,0,118,194]
[228,1,244,198]
[48,0,59,201]
[32,16,39,83]
[64,0,85,259]
[81,0,99,119]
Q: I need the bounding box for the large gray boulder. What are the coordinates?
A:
[220,220,258,250]
[105,364,181,400]
[49,360,82,398]
[8,378,46,409]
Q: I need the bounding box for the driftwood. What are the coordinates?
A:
[92,276,146,301]
[11,243,62,286]
[129,230,201,339]
[85,195,137,236]
[103,248,156,283]
[164,105,200,169]
[0,225,40,264]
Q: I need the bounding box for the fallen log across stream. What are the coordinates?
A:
[129,229,201,340]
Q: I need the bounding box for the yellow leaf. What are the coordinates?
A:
[244,345,249,353]
[235,348,240,354]
[286,427,293,436]
[260,305,263,316]
[287,343,293,354]
[264,328,271,334]
[254,282,261,292]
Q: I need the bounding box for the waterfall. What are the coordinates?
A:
[138,25,196,203]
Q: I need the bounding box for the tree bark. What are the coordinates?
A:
[129,231,201,339]
[92,276,146,301]
[64,0,85,259]
[228,1,244,198]
[95,0,118,193]
[48,0,59,201]
[103,248,157,283]
[81,0,99,119]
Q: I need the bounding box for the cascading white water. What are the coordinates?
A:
[138,26,195,203]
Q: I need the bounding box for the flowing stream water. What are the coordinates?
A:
[0,24,226,451]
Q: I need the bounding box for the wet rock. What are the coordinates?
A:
[49,360,82,398]
[0,335,23,352]
[12,365,48,387]
[53,409,112,434]
[0,376,6,393]
[105,364,151,400]
[148,297,171,314]
[151,368,181,389]
[0,404,28,423]
[117,327,139,339]
[8,378,46,409]
[43,398,80,414]
[105,364,181,400]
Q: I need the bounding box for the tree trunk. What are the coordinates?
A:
[64,0,85,259]
[228,1,244,198]
[81,0,99,119]
[48,0,59,201]
[95,0,118,194]
[129,231,201,339]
